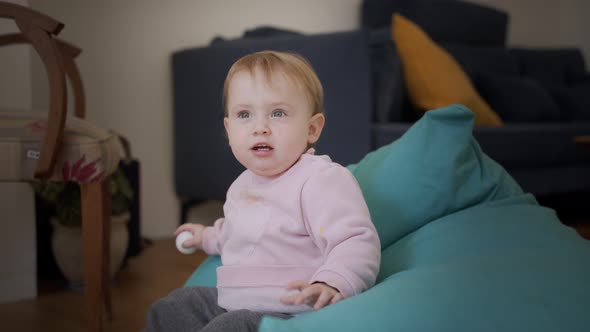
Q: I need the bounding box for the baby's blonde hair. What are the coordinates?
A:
[223,50,324,117]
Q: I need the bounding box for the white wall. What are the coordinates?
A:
[28,0,363,238]
[0,0,37,303]
[469,0,590,65]
[0,0,31,108]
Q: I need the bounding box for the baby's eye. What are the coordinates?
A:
[271,110,286,118]
[237,111,251,119]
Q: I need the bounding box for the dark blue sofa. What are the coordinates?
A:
[171,0,590,218]
[365,0,590,200]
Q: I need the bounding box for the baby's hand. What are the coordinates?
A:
[280,280,343,310]
[175,223,206,250]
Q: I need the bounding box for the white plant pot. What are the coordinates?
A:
[51,212,130,288]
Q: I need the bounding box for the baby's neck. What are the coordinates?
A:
[249,153,311,184]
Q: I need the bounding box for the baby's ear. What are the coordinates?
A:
[223,117,230,143]
[308,113,325,144]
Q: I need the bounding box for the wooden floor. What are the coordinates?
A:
[0,238,207,332]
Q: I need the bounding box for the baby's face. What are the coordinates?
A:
[224,68,323,177]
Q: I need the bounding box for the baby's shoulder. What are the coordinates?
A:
[225,169,251,196]
[299,154,353,181]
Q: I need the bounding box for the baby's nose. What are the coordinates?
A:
[253,120,271,135]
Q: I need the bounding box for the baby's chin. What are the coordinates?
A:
[249,161,298,178]
[250,167,287,178]
[244,154,304,178]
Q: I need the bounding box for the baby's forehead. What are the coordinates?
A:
[233,66,299,87]
[230,68,308,100]
[228,67,313,110]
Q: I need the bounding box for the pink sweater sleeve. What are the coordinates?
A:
[201,217,227,256]
[301,165,381,298]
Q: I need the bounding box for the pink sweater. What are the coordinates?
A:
[201,153,381,313]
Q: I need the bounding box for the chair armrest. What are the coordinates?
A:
[0,33,85,118]
[0,2,63,34]
[1,2,67,179]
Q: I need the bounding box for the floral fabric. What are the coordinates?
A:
[0,110,122,183]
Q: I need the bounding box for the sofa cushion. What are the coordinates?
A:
[508,166,590,196]
[442,43,520,77]
[391,14,503,126]
[510,48,588,87]
[472,123,590,170]
[371,121,590,172]
[548,83,590,121]
[474,72,561,122]
[348,104,522,249]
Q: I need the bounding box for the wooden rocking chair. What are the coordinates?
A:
[0,2,121,331]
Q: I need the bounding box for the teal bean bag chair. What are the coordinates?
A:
[185,105,590,331]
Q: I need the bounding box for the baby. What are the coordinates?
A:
[145,50,380,332]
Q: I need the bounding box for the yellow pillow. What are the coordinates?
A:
[391,14,503,126]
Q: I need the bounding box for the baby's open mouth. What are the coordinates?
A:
[251,143,273,151]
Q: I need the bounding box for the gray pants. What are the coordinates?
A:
[145,287,292,332]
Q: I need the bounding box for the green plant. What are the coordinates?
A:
[33,167,134,227]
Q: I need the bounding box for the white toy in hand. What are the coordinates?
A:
[176,231,196,254]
